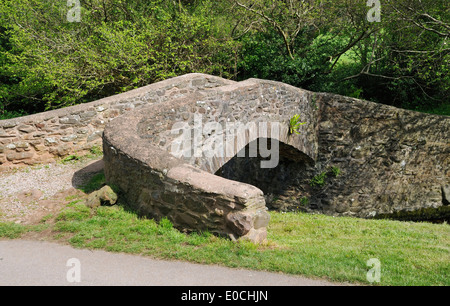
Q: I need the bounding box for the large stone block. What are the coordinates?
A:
[6,151,34,161]
[18,124,35,133]
[59,115,80,125]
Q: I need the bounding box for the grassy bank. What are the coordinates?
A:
[1,199,448,286]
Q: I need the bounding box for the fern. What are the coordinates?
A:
[289,114,306,135]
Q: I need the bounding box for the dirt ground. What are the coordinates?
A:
[0,158,104,225]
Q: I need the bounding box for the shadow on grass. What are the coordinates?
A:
[71,159,105,191]
[71,159,141,217]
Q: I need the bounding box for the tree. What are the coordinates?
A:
[231,1,377,88]
[341,0,449,108]
[232,0,329,59]
[0,0,448,118]
[0,0,238,116]
[232,0,449,111]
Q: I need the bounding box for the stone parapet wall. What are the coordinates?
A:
[103,136,269,242]
[314,93,450,217]
[139,79,318,172]
[0,74,235,170]
[217,91,449,219]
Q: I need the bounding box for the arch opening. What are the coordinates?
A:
[215,138,315,211]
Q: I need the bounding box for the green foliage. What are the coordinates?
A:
[310,171,328,187]
[236,0,449,113]
[157,217,174,234]
[299,197,309,207]
[310,166,341,187]
[0,0,448,118]
[0,222,28,238]
[331,166,341,177]
[0,109,27,120]
[419,103,450,117]
[289,114,306,135]
[56,202,92,222]
[60,155,82,164]
[89,145,103,156]
[237,30,342,89]
[79,172,106,194]
[0,0,238,117]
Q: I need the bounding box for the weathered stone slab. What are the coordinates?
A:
[6,151,34,161]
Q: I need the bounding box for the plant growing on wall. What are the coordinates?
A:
[331,166,341,177]
[309,166,342,188]
[310,171,327,187]
[299,197,309,207]
[289,114,306,135]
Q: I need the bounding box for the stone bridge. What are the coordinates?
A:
[1,73,449,242]
[102,74,449,242]
[103,78,320,242]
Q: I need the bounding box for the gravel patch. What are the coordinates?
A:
[0,158,103,223]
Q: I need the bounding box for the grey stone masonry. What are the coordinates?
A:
[0,74,235,170]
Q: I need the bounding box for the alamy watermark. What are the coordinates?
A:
[367,0,381,23]
[66,258,81,283]
[64,2,379,25]
[67,0,81,23]
[64,1,380,25]
[366,258,381,283]
[169,114,281,169]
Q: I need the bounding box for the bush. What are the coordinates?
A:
[0,0,238,116]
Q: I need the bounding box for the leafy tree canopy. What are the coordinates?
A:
[0,0,448,118]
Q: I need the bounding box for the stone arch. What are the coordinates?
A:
[103,77,319,242]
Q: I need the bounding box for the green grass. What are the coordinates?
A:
[268,213,449,286]
[0,222,30,239]
[0,222,47,238]
[1,202,448,286]
[60,155,82,164]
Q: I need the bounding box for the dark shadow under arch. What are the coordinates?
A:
[215,138,315,210]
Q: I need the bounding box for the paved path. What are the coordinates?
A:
[0,240,341,286]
